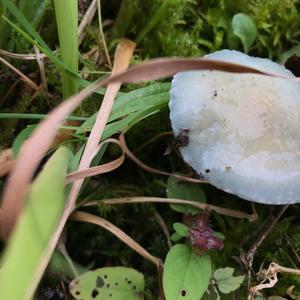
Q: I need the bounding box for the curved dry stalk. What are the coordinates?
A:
[66,138,125,183]
[34,45,47,93]
[70,211,162,267]
[119,133,206,184]
[78,0,97,46]
[249,262,300,298]
[67,39,135,219]
[133,131,172,154]
[0,49,47,60]
[153,210,172,248]
[0,56,40,91]
[84,197,256,221]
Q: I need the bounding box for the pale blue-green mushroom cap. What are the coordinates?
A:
[169,50,300,204]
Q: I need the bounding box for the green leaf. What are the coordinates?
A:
[163,244,212,300]
[171,232,184,242]
[213,232,225,240]
[173,222,189,237]
[0,146,72,300]
[69,267,145,300]
[78,83,170,133]
[12,125,36,157]
[214,267,245,294]
[167,176,206,214]
[232,13,257,53]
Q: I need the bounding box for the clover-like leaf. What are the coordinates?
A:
[173,222,189,237]
[69,267,144,300]
[214,267,244,294]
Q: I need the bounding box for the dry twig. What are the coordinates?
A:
[120,132,206,184]
[84,196,257,221]
[249,262,300,299]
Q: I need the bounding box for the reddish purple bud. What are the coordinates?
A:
[189,212,224,252]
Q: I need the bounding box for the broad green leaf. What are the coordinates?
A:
[214,267,244,294]
[167,176,206,214]
[232,13,257,53]
[0,146,72,300]
[69,267,145,300]
[173,222,189,237]
[78,83,170,133]
[163,244,212,300]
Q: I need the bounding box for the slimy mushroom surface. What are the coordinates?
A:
[169,50,300,204]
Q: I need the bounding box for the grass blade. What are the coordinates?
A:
[54,0,78,98]
[0,146,72,300]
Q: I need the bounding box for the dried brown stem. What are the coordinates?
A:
[34,45,48,94]
[0,56,40,91]
[0,49,47,60]
[84,197,256,221]
[66,138,125,183]
[133,131,173,153]
[78,0,97,46]
[153,210,172,248]
[249,262,300,298]
[120,133,206,184]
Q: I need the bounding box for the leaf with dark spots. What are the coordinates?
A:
[69,266,145,300]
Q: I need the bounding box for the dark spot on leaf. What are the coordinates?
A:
[91,289,99,298]
[133,285,136,290]
[104,275,107,279]
[213,90,217,97]
[127,280,132,284]
[106,284,110,288]
[96,276,104,288]
[181,289,187,297]
[125,278,128,282]
[115,282,118,286]
[109,294,112,297]
[75,291,80,295]
[205,169,210,173]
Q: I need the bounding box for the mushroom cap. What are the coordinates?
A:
[169,50,300,204]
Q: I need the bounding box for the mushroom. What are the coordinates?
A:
[169,50,300,204]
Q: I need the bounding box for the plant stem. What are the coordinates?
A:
[53,0,78,99]
[84,197,257,221]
